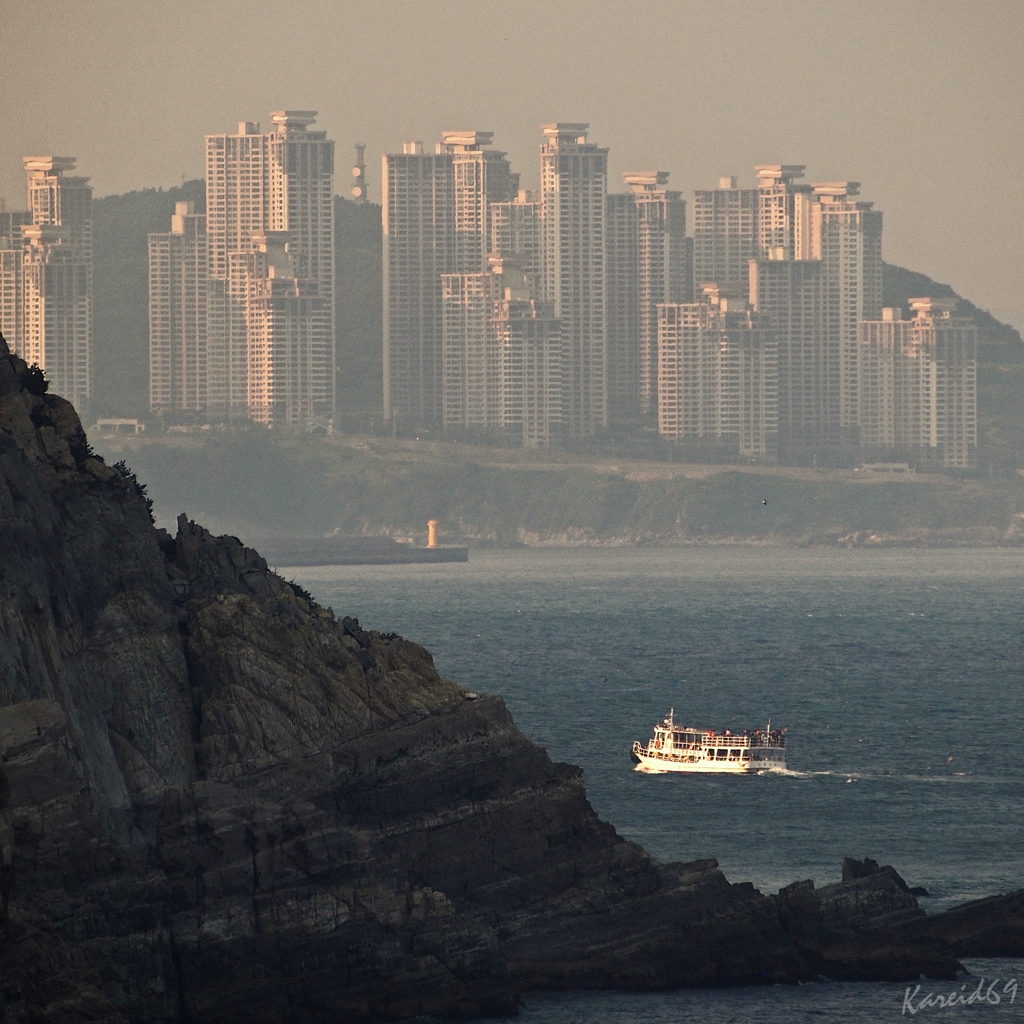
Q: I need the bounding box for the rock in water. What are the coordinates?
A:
[0,336,1020,1022]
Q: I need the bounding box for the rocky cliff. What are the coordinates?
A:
[1,336,1021,1023]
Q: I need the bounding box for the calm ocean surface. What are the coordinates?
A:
[288,548,1023,1022]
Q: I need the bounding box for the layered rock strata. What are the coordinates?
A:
[1,335,1021,1023]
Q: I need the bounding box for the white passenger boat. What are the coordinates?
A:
[631,708,787,773]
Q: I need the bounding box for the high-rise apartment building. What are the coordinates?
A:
[856,308,902,449]
[441,259,560,447]
[149,203,208,413]
[492,261,562,448]
[17,157,93,414]
[441,271,498,431]
[0,251,21,357]
[604,190,639,426]
[206,122,268,282]
[657,303,716,442]
[539,124,608,438]
[204,112,335,423]
[447,131,516,273]
[657,288,776,459]
[383,141,452,428]
[755,165,810,260]
[0,204,32,245]
[243,232,328,428]
[801,183,883,437]
[0,203,31,358]
[383,131,514,428]
[629,172,691,420]
[749,257,833,457]
[605,172,691,426]
[205,121,268,413]
[734,170,884,460]
[692,176,756,292]
[857,299,976,468]
[733,312,778,461]
[693,166,808,288]
[490,190,542,276]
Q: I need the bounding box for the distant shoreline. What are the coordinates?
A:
[269,534,1024,559]
[93,431,1024,552]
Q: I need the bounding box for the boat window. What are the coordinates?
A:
[730,749,740,758]
[716,749,727,758]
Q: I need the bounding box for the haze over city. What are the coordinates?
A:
[2,0,1022,329]
[1,5,1024,1022]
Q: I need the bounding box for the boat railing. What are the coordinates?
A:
[648,733,786,751]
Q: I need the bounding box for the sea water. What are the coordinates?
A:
[289,548,1024,1022]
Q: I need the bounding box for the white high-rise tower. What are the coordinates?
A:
[383,131,513,429]
[692,176,756,292]
[204,112,335,425]
[540,124,608,438]
[18,157,93,414]
[148,202,208,413]
[799,183,883,438]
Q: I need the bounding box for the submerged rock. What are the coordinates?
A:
[0,336,1021,1022]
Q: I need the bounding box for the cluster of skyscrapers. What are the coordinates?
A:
[0,113,339,432]
[149,111,336,428]
[385,130,976,466]
[0,117,977,467]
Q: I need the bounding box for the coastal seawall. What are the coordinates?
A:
[1,335,1022,1022]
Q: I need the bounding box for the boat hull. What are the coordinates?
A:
[631,741,786,774]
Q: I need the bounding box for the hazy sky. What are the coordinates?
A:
[2,0,1022,326]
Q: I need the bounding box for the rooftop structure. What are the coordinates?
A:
[269,110,319,130]
[441,131,495,149]
[22,156,78,174]
[755,165,806,182]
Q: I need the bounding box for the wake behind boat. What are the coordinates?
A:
[631,708,787,773]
